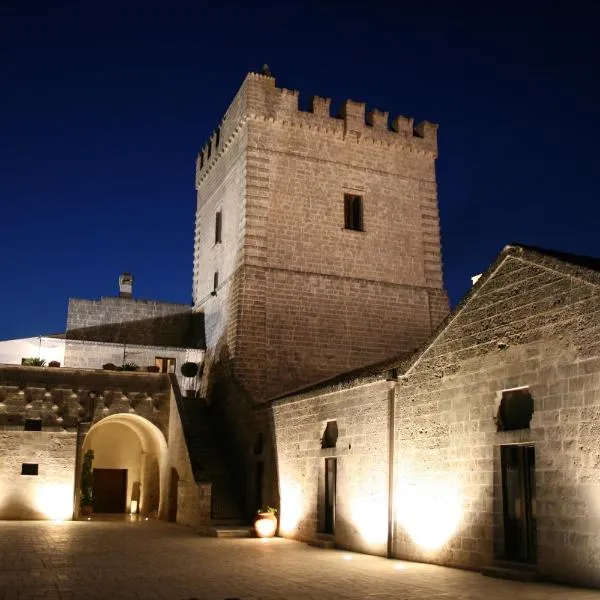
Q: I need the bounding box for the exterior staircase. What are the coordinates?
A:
[171,376,250,533]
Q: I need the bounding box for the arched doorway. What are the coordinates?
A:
[81,414,168,518]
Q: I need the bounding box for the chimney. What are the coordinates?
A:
[119,273,134,298]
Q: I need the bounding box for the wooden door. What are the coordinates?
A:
[93,469,127,513]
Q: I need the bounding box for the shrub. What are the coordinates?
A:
[181,362,199,378]
[21,357,46,366]
[102,363,118,370]
[80,449,95,507]
[119,362,139,372]
[48,361,61,368]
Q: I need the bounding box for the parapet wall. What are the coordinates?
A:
[196,72,438,185]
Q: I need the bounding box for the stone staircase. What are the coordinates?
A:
[481,560,540,582]
[170,376,250,535]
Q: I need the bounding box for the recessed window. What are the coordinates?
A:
[213,271,219,292]
[321,420,338,449]
[21,463,39,476]
[215,211,222,244]
[155,357,176,374]
[199,151,204,169]
[344,194,363,231]
[215,127,221,148]
[207,140,212,159]
[253,433,264,455]
[24,419,42,431]
[497,388,534,431]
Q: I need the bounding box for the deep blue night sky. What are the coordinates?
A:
[1,1,599,340]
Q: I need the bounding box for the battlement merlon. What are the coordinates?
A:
[196,71,438,185]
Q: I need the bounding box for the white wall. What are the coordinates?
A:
[0,337,65,366]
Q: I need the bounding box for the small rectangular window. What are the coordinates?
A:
[207,140,212,159]
[155,357,176,374]
[215,211,222,244]
[215,127,221,148]
[344,194,363,231]
[21,463,39,476]
[213,271,219,292]
[199,151,204,169]
[24,419,42,431]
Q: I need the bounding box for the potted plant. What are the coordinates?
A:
[80,449,95,517]
[254,506,278,538]
[119,362,139,372]
[21,357,46,366]
[180,362,199,397]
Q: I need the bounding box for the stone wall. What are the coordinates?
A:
[0,430,77,519]
[271,250,600,588]
[63,339,203,390]
[0,365,173,520]
[393,253,600,587]
[194,71,448,404]
[66,296,200,348]
[272,379,391,555]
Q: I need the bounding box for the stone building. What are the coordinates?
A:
[272,244,600,587]
[193,70,448,520]
[2,69,598,588]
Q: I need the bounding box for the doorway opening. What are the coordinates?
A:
[324,457,337,534]
[81,414,167,518]
[501,444,536,563]
[93,468,127,513]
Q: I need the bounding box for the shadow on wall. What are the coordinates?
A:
[66,312,205,348]
[203,342,280,521]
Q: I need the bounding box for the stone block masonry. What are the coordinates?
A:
[271,247,600,589]
[66,296,201,349]
[194,71,449,404]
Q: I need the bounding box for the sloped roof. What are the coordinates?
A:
[270,243,600,404]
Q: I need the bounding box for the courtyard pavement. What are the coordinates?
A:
[0,519,599,600]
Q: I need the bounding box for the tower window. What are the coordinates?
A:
[215,211,222,244]
[215,127,221,148]
[344,194,363,231]
[207,140,212,159]
[213,271,219,293]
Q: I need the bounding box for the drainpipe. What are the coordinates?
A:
[386,369,398,559]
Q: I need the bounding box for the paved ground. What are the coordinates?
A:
[0,519,599,600]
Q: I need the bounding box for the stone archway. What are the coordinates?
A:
[81,414,168,518]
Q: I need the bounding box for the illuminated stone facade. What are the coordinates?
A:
[192,71,448,521]
[193,71,448,402]
[272,245,600,588]
[0,365,206,526]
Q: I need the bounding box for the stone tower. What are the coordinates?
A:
[194,71,449,403]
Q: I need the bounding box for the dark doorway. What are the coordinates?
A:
[168,468,179,522]
[324,458,337,534]
[501,445,536,563]
[93,468,127,513]
[255,461,264,512]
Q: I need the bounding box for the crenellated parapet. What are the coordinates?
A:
[195,71,438,186]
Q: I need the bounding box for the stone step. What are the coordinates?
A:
[210,526,253,538]
[307,538,336,549]
[481,564,540,582]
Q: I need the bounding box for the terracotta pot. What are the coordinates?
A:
[254,512,277,538]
